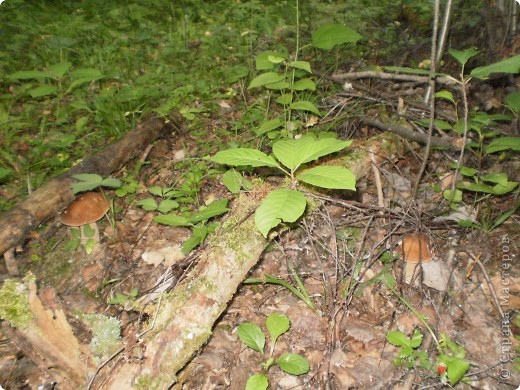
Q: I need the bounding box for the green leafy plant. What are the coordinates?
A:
[244,272,315,312]
[381,271,470,386]
[135,186,180,213]
[8,62,104,125]
[238,313,309,390]
[108,287,138,305]
[401,50,520,231]
[211,133,356,237]
[386,329,431,369]
[71,174,121,194]
[386,329,470,386]
[436,334,471,386]
[249,23,362,141]
[153,199,230,253]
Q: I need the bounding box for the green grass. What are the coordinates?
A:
[0,0,484,212]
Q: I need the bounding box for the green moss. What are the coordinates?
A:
[0,274,33,329]
[79,313,121,362]
[198,276,217,293]
[134,374,155,389]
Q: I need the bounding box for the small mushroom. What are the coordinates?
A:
[400,232,433,284]
[61,192,109,254]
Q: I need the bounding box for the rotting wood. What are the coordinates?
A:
[0,113,182,257]
[92,132,408,389]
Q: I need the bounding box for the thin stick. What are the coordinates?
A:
[370,153,385,209]
[466,251,505,319]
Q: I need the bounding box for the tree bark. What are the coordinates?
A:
[0,113,182,257]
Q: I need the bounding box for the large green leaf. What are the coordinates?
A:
[506,91,520,114]
[189,198,229,223]
[211,148,281,168]
[48,62,72,78]
[470,55,520,79]
[29,85,57,98]
[458,181,517,195]
[289,101,321,115]
[255,189,306,237]
[272,135,352,171]
[445,356,470,386]
[297,166,356,190]
[255,50,287,70]
[291,78,316,91]
[312,24,362,50]
[70,68,104,79]
[8,70,50,80]
[288,60,312,73]
[485,137,520,153]
[449,48,479,66]
[386,331,411,348]
[256,117,283,135]
[248,72,285,89]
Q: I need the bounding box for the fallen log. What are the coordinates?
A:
[91,132,407,389]
[0,113,182,257]
[0,133,407,389]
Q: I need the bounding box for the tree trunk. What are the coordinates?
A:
[0,113,182,257]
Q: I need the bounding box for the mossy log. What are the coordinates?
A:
[0,113,182,258]
[0,132,407,389]
[1,276,94,389]
[93,132,407,389]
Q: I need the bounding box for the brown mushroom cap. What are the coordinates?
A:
[61,192,109,227]
[401,233,433,263]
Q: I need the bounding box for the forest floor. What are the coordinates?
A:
[1,74,519,390]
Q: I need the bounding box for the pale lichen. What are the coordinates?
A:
[79,313,121,363]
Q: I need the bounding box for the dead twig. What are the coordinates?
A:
[360,117,462,151]
[329,70,456,87]
[465,251,505,319]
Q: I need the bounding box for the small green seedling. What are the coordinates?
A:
[153,198,230,253]
[135,185,180,213]
[238,313,309,390]
[108,287,138,305]
[387,329,470,386]
[250,24,362,141]
[436,333,470,386]
[211,133,356,237]
[381,271,470,386]
[71,173,121,194]
[386,329,431,369]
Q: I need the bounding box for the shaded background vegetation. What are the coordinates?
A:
[0,0,514,211]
